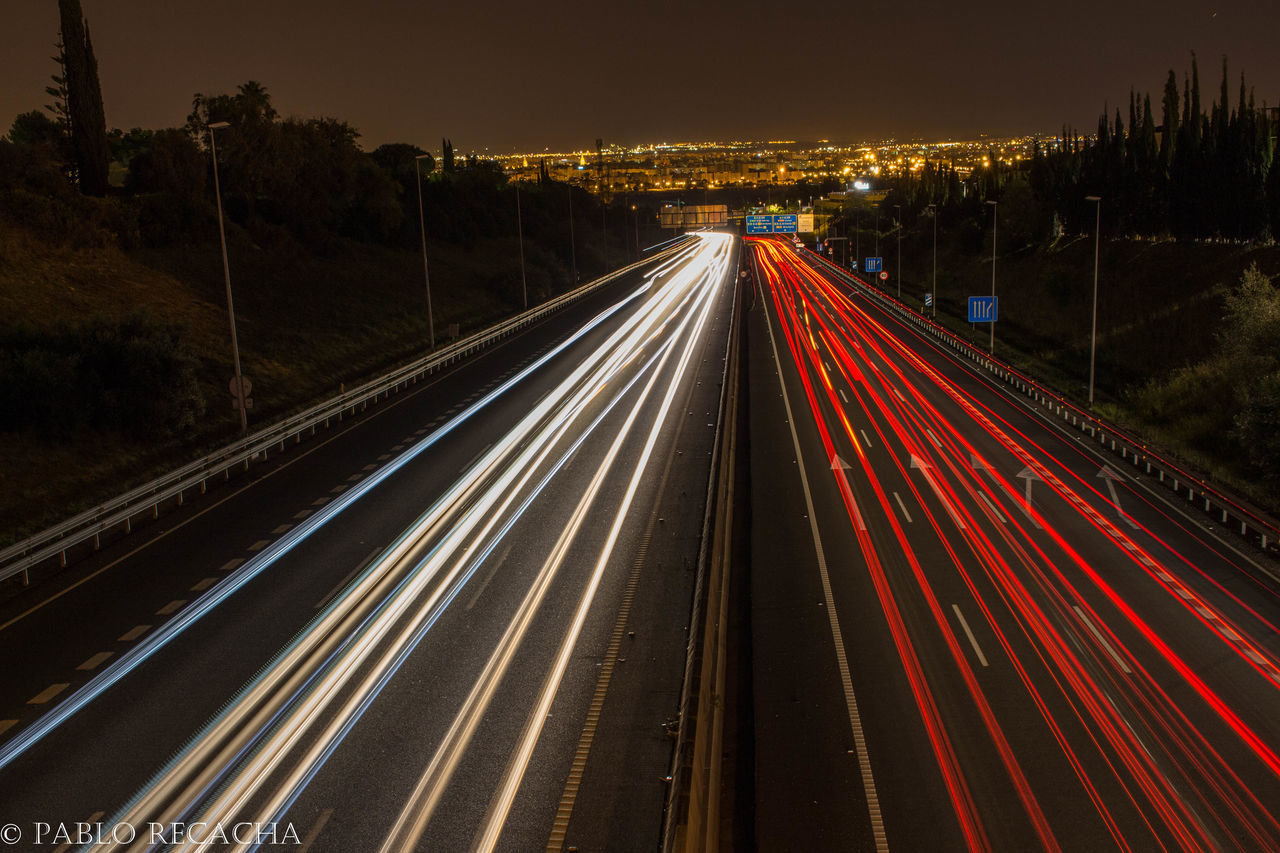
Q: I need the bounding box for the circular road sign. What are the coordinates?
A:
[879,271,889,281]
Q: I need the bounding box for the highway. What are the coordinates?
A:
[746,238,1280,851]
[0,232,737,852]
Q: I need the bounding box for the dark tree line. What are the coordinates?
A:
[881,55,1276,245]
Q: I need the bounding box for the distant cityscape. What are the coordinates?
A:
[493,135,1052,194]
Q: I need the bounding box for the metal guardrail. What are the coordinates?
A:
[0,239,696,585]
[803,247,1280,561]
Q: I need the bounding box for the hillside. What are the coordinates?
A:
[0,212,546,545]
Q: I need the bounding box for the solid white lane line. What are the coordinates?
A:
[952,605,989,667]
[1073,606,1132,674]
[892,491,913,523]
[761,281,888,852]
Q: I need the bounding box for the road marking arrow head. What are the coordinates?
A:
[831,454,852,471]
[1097,465,1126,481]
[910,454,929,470]
[1016,466,1041,482]
[969,454,990,472]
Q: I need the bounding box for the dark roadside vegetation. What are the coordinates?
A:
[825,55,1280,512]
[0,6,670,547]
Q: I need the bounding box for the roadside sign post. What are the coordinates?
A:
[967,296,998,323]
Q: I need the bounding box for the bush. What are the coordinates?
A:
[0,312,205,439]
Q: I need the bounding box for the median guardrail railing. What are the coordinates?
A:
[0,238,696,586]
[801,245,1280,562]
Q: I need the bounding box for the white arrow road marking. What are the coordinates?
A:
[1098,465,1140,529]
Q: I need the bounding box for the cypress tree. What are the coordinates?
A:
[57,0,109,195]
[1160,70,1179,174]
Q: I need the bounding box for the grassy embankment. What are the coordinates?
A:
[860,222,1280,510]
[0,216,545,546]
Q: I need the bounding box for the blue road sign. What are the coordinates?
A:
[865,257,883,273]
[924,293,933,307]
[746,215,773,234]
[968,296,998,323]
[773,214,799,233]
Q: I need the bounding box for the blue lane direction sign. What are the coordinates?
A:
[968,296,998,323]
[746,215,774,234]
[773,214,799,233]
[924,293,933,308]
[865,257,883,273]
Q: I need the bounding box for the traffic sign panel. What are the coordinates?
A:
[865,257,882,273]
[773,214,799,233]
[879,271,889,281]
[924,293,933,307]
[746,215,773,234]
[968,296,998,323]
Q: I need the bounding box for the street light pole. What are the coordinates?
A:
[927,203,937,318]
[568,185,578,285]
[1086,195,1102,407]
[987,199,998,353]
[516,181,528,309]
[894,203,902,298]
[414,154,436,349]
[208,121,247,434]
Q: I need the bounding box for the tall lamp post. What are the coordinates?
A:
[208,121,247,434]
[515,181,528,309]
[987,199,998,353]
[926,203,937,318]
[894,203,902,298]
[1086,195,1102,407]
[414,153,436,349]
[568,185,578,285]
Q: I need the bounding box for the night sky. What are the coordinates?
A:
[3,1,1279,154]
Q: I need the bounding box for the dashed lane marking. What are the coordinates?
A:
[315,546,381,610]
[329,485,348,494]
[248,539,271,551]
[311,497,330,506]
[118,625,150,642]
[0,720,16,737]
[52,812,104,853]
[298,809,334,853]
[293,510,313,521]
[952,604,989,667]
[190,577,218,592]
[76,652,113,671]
[218,558,244,572]
[29,683,70,704]
[156,600,186,616]
[271,523,292,534]
[892,491,913,523]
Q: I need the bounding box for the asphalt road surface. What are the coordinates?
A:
[746,237,1280,852]
[0,232,738,853]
